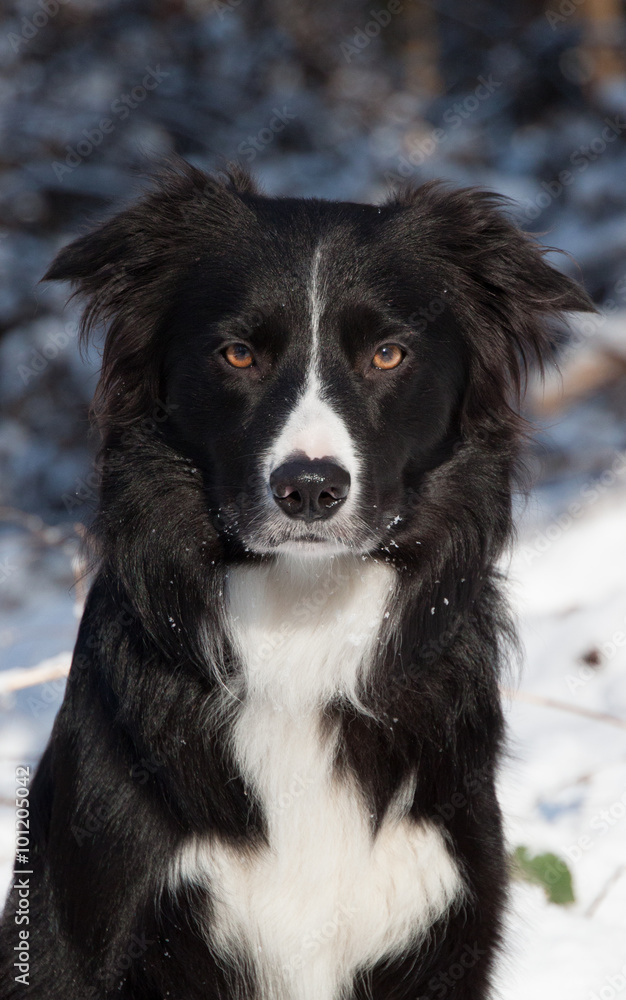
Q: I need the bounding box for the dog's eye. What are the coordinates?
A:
[224,343,254,369]
[372,344,405,370]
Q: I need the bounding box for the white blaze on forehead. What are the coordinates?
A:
[309,242,323,367]
[265,244,360,488]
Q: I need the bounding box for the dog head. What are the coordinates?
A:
[45,163,593,561]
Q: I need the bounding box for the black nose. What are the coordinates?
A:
[270,459,351,521]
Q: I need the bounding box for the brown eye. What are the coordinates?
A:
[224,343,254,369]
[372,344,404,370]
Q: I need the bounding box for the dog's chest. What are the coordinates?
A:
[175,558,461,1000]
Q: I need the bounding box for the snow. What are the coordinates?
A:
[1,478,625,995]
[497,483,626,998]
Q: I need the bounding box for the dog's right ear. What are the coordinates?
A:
[44,161,257,427]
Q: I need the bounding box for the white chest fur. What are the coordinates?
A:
[172,556,462,1000]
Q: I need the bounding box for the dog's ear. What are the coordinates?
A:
[44,161,257,427]
[392,183,596,428]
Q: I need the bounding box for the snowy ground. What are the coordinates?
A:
[498,482,626,999]
[1,478,625,998]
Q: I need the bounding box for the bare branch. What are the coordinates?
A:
[0,653,72,694]
[502,688,626,731]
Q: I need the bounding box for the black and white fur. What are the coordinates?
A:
[0,163,593,1000]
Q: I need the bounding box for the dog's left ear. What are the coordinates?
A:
[393,183,596,424]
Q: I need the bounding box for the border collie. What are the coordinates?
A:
[1,163,592,1000]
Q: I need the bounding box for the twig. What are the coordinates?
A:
[0,653,72,694]
[585,865,626,919]
[502,688,626,731]
[3,667,624,729]
[545,754,626,799]
[0,506,80,548]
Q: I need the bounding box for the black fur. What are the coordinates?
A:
[0,162,593,999]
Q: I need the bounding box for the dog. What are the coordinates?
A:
[1,162,593,1000]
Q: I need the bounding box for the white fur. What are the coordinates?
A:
[264,244,361,512]
[266,375,360,489]
[171,557,463,1000]
[309,243,323,368]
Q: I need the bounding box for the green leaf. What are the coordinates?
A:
[512,846,575,905]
